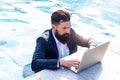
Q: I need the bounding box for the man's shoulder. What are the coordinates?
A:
[40,29,51,41]
[70,28,76,36]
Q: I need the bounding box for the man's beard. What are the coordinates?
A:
[55,30,70,44]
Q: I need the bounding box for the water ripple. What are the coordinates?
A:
[0,48,23,67]
[101,32,116,38]
[3,40,18,48]
[35,6,51,13]
[0,18,29,23]
[102,11,120,26]
[32,0,51,2]
[77,14,106,30]
[0,1,27,14]
[0,7,27,14]
[0,40,7,46]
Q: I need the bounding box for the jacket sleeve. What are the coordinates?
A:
[74,30,96,48]
[31,37,58,72]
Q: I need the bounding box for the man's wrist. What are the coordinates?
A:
[88,38,97,48]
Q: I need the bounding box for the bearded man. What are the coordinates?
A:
[31,9,96,73]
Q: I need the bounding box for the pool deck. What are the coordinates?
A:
[24,35,120,80]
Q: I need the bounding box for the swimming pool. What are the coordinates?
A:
[0,0,120,80]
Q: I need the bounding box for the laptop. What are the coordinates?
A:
[63,41,110,73]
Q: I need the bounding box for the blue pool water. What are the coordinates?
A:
[0,0,120,80]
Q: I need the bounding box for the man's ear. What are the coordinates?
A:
[52,24,56,31]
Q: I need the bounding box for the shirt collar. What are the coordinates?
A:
[52,30,59,44]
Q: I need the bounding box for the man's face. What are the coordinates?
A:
[53,21,71,44]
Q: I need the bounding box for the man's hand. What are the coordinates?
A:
[59,58,80,69]
[89,45,96,49]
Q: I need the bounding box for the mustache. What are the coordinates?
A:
[62,33,70,37]
[55,31,70,44]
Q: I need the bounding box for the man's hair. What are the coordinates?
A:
[51,9,71,25]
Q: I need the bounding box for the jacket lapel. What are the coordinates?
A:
[49,29,59,58]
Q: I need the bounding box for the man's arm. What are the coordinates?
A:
[75,34,97,48]
[31,37,58,72]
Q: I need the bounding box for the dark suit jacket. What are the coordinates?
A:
[31,28,93,72]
